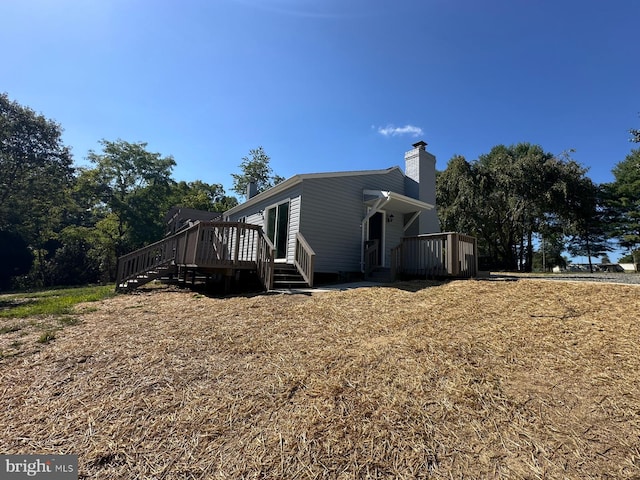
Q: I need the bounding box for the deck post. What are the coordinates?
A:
[446,233,459,276]
[473,236,479,276]
[234,224,241,265]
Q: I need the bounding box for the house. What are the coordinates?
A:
[164,206,222,235]
[223,141,439,280]
[619,263,637,273]
[115,141,477,292]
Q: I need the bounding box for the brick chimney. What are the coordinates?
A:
[404,141,440,234]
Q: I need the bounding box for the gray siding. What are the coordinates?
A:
[299,169,406,273]
[224,167,432,275]
[384,216,404,267]
[226,184,302,264]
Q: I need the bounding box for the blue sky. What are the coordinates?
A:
[1,0,638,200]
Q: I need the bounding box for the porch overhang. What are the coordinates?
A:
[363,190,434,230]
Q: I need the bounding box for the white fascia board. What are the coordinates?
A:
[363,190,434,213]
[225,166,403,217]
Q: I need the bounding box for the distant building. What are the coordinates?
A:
[164,207,221,236]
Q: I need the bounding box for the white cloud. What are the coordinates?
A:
[377,124,424,137]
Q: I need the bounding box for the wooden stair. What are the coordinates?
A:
[117,264,177,291]
[272,264,309,289]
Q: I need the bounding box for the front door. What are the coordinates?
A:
[368,212,383,265]
[266,201,289,260]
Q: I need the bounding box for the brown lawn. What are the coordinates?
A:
[1,279,639,479]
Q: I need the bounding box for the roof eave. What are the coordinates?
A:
[224,175,303,216]
[363,189,434,212]
[224,166,404,216]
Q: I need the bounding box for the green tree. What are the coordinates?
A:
[436,155,478,234]
[0,93,75,287]
[468,144,558,270]
[0,231,32,290]
[617,253,635,263]
[168,180,238,212]
[0,93,74,231]
[600,254,612,264]
[604,148,640,270]
[533,231,567,272]
[80,140,176,277]
[231,147,284,199]
[42,226,102,286]
[437,143,593,271]
[565,181,612,272]
[630,116,640,143]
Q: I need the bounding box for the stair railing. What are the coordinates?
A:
[256,233,276,290]
[294,232,316,287]
[116,233,182,291]
[390,243,402,281]
[116,221,278,291]
[363,239,380,277]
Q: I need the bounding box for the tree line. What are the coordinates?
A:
[436,140,640,272]
[0,94,281,290]
[1,93,638,289]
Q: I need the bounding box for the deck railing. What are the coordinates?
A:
[294,232,316,287]
[450,232,478,277]
[116,221,275,291]
[390,232,477,280]
[116,235,179,289]
[181,222,264,267]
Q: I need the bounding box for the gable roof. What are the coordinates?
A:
[224,166,403,216]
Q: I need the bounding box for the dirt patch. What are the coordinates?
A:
[1,280,639,478]
[0,305,91,359]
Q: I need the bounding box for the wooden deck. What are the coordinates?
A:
[390,232,478,280]
[116,222,276,292]
[116,222,316,292]
[116,221,476,293]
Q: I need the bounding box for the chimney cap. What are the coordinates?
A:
[412,140,428,150]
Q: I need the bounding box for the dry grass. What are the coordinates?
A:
[1,279,640,479]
